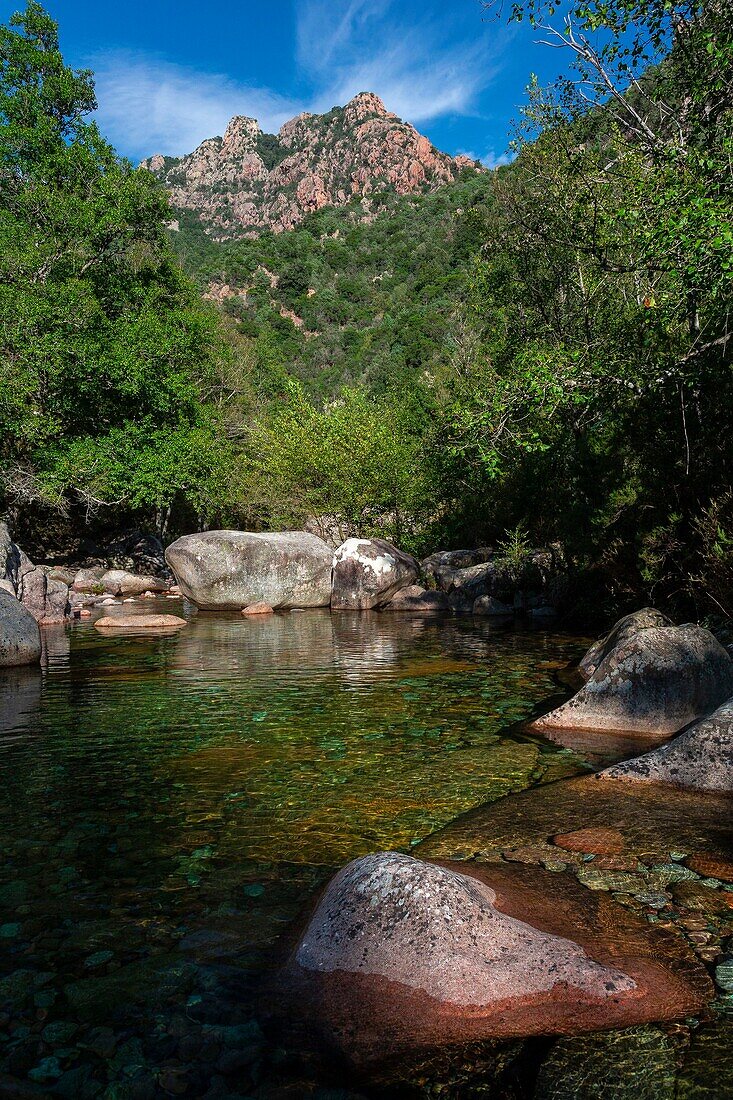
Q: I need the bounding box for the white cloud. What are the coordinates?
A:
[90,51,301,161]
[300,0,506,123]
[89,1,511,161]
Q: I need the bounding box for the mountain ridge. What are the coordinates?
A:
[141,91,481,239]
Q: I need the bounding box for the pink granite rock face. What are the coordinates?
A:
[141,93,480,240]
[296,853,635,1006]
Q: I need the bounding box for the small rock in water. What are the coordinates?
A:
[242,602,275,616]
[94,614,187,632]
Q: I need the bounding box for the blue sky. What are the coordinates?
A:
[0,0,576,165]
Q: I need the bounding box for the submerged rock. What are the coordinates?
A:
[579,608,673,681]
[534,1026,677,1100]
[165,530,332,610]
[533,625,733,735]
[94,614,187,632]
[0,589,41,666]
[331,538,419,610]
[381,585,450,613]
[599,697,733,793]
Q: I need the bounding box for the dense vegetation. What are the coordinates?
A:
[1,1,731,620]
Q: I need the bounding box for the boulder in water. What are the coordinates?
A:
[533,625,733,735]
[331,538,419,610]
[271,851,711,1069]
[165,530,332,610]
[0,589,42,666]
[599,697,733,793]
[579,608,673,680]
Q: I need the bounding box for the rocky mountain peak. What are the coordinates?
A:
[343,91,390,123]
[221,115,261,154]
[142,93,482,240]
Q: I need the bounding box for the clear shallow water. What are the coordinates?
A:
[0,605,594,1096]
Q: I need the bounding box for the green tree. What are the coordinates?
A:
[0,2,229,531]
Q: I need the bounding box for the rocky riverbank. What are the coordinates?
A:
[264,606,733,1085]
[1,525,568,662]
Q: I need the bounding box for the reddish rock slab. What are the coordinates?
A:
[416,776,733,869]
[684,853,733,884]
[94,614,187,632]
[265,854,712,1072]
[553,828,627,855]
[242,602,275,616]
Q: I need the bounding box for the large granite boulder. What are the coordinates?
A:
[599,698,733,793]
[0,589,42,666]
[381,585,451,614]
[295,853,633,1003]
[272,852,710,1068]
[165,530,332,610]
[533,625,733,736]
[579,608,673,680]
[331,538,419,610]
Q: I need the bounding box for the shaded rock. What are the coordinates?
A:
[426,545,565,613]
[598,697,733,793]
[473,595,513,616]
[0,523,69,623]
[331,538,419,610]
[242,602,275,616]
[0,589,41,667]
[381,585,450,614]
[103,530,170,577]
[420,547,494,588]
[72,566,106,593]
[579,608,673,681]
[533,625,733,736]
[270,852,711,1068]
[100,569,168,597]
[94,614,187,632]
[165,530,332,610]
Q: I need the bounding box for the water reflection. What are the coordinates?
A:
[0,608,592,1096]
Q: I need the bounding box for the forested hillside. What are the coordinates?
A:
[1,0,731,622]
